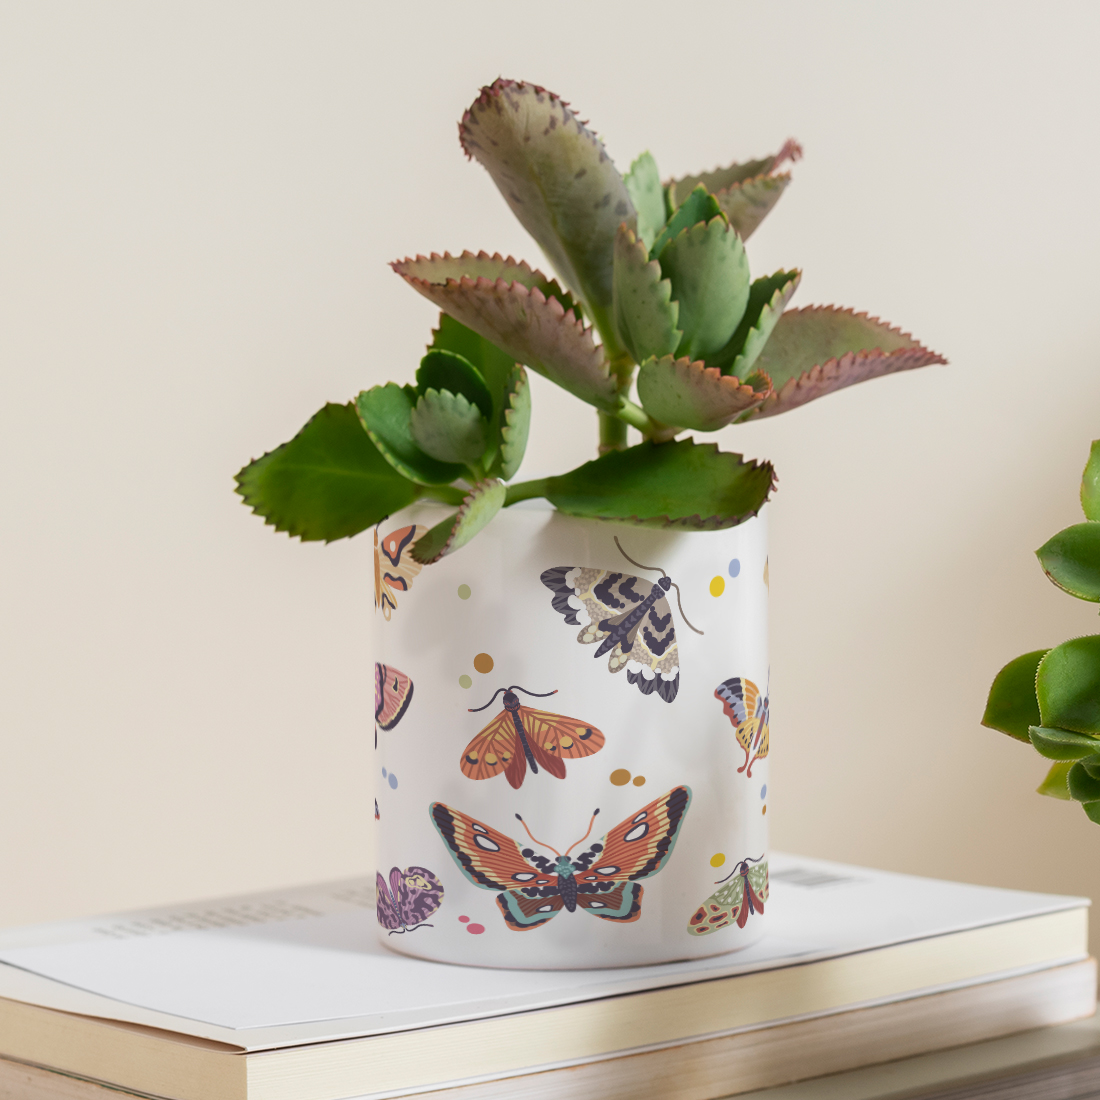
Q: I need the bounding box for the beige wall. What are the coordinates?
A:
[3,1,1100,947]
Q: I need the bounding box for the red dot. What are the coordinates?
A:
[458,915,470,923]
[467,923,485,935]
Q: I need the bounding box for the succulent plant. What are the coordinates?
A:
[983,440,1100,821]
[237,78,945,562]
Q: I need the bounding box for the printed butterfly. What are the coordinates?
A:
[374,524,427,620]
[714,676,769,777]
[376,865,444,935]
[461,686,604,789]
[430,786,691,931]
[376,663,414,731]
[688,856,768,935]
[541,539,702,704]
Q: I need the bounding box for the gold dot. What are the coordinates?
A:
[473,653,494,674]
[609,769,631,786]
[709,576,725,597]
[762,804,767,815]
[632,775,646,786]
[710,853,726,868]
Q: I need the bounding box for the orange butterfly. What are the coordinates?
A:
[374,524,427,620]
[461,687,605,789]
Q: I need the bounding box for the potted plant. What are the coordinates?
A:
[983,440,1100,820]
[237,79,944,967]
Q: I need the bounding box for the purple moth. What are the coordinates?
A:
[376,865,444,934]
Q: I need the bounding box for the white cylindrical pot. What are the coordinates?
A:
[373,501,769,969]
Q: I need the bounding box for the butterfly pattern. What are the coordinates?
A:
[376,865,444,935]
[715,676,769,777]
[461,687,604,789]
[430,786,691,931]
[374,524,427,620]
[687,857,768,935]
[375,663,414,731]
[541,567,682,703]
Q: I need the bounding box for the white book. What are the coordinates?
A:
[0,853,1091,1100]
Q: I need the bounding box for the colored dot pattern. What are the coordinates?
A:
[458,584,471,600]
[459,674,472,689]
[473,652,494,674]
[728,558,741,577]
[458,916,484,934]
[709,576,725,597]
[760,785,767,799]
[381,767,398,790]
[610,768,645,787]
[710,853,726,868]
[633,775,646,786]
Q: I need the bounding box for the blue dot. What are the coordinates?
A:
[381,767,387,778]
[760,784,767,799]
[388,773,399,790]
[728,559,741,578]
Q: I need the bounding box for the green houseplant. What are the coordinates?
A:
[983,440,1100,821]
[235,79,945,562]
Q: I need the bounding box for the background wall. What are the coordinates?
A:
[3,1,1100,945]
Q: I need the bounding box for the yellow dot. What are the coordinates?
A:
[710,853,726,868]
[609,769,631,786]
[632,775,646,786]
[709,576,725,597]
[457,584,471,600]
[458,674,472,689]
[762,804,767,815]
[473,653,494,674]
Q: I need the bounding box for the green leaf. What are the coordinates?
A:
[659,217,751,361]
[1037,635,1100,735]
[458,79,633,341]
[392,253,617,410]
[1082,801,1100,825]
[750,307,947,419]
[650,186,722,259]
[636,356,770,432]
[707,270,802,377]
[235,402,419,542]
[1068,760,1100,802]
[542,438,775,529]
[982,650,1047,741]
[666,140,802,209]
[1082,440,1100,521]
[612,224,681,364]
[1037,761,1073,800]
[495,366,531,481]
[716,174,793,241]
[408,390,486,466]
[1081,754,1100,778]
[623,152,666,252]
[1028,725,1100,760]
[1036,523,1100,602]
[416,349,493,421]
[355,384,467,485]
[411,479,507,564]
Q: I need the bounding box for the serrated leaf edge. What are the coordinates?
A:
[728,270,803,379]
[638,355,771,431]
[412,479,504,564]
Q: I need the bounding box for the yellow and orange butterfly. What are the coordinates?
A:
[714,676,769,777]
[374,524,427,620]
[460,686,605,789]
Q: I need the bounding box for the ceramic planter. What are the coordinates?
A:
[373,501,769,969]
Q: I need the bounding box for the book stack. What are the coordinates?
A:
[0,854,1092,1100]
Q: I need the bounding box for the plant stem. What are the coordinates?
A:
[504,477,553,506]
[599,412,628,453]
[423,484,468,506]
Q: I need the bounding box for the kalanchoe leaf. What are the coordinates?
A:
[1037,760,1073,800]
[409,389,487,466]
[1082,441,1100,521]
[1037,635,1100,735]
[411,479,507,564]
[495,365,531,481]
[355,383,467,485]
[623,152,666,252]
[393,253,617,410]
[749,306,947,419]
[659,217,751,361]
[666,139,802,208]
[1068,760,1100,803]
[1028,725,1100,760]
[613,225,681,364]
[982,650,1047,742]
[650,186,723,259]
[1081,754,1100,779]
[636,356,770,432]
[416,349,493,420]
[716,174,793,241]
[235,403,419,542]
[1083,801,1100,824]
[541,438,775,529]
[1036,523,1100,603]
[707,270,802,377]
[458,79,633,341]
